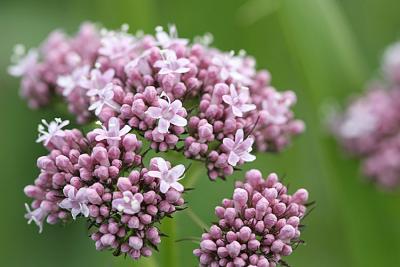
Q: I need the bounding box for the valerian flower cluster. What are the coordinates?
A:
[194,170,309,267]
[24,117,186,259]
[9,22,304,181]
[11,22,310,265]
[332,42,400,188]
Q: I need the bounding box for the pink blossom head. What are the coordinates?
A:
[194,170,310,266]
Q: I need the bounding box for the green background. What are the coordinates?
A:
[1,0,400,266]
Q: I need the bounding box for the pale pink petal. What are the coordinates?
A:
[170,100,182,111]
[119,125,132,136]
[158,68,172,75]
[158,118,170,133]
[71,208,81,220]
[171,182,184,192]
[59,199,72,210]
[146,107,163,118]
[228,152,240,166]
[170,114,187,127]
[160,180,170,193]
[235,129,244,142]
[170,164,185,180]
[232,106,243,117]
[241,104,256,113]
[241,153,256,162]
[156,157,168,172]
[222,95,233,105]
[147,170,162,178]
[176,67,190,73]
[223,138,235,150]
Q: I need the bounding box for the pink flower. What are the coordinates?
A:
[8,45,38,77]
[59,185,90,220]
[146,92,187,133]
[36,118,70,145]
[80,68,115,92]
[154,49,190,75]
[99,26,136,60]
[223,129,256,166]
[93,117,131,145]
[155,25,188,48]
[87,84,120,115]
[24,204,48,233]
[112,191,143,215]
[57,65,90,96]
[222,84,256,117]
[147,157,185,193]
[261,89,295,125]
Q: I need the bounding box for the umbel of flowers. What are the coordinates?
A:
[24,117,186,259]
[194,170,309,267]
[9,22,304,181]
[331,42,400,188]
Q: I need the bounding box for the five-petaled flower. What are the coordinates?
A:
[112,191,143,215]
[58,185,90,220]
[222,84,256,117]
[24,204,48,233]
[146,92,187,133]
[8,45,38,77]
[154,49,190,75]
[93,117,132,145]
[148,157,185,193]
[223,129,256,166]
[57,65,90,96]
[82,69,120,115]
[36,118,70,145]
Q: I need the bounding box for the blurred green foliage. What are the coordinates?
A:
[1,0,400,266]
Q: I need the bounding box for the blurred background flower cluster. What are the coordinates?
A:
[1,0,400,266]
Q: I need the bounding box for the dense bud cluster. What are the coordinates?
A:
[9,22,304,180]
[24,118,186,259]
[194,170,309,267]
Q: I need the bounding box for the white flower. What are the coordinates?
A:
[155,24,188,48]
[146,92,187,133]
[112,191,143,215]
[57,65,90,96]
[58,186,90,220]
[212,50,253,85]
[99,25,136,60]
[24,204,48,233]
[80,68,115,92]
[147,157,185,193]
[81,69,120,115]
[93,117,131,145]
[8,44,38,77]
[36,118,70,145]
[222,84,256,117]
[223,129,256,166]
[154,49,190,75]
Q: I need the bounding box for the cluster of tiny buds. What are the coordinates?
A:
[9,22,304,181]
[194,170,309,267]
[24,117,186,259]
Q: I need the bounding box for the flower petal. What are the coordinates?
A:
[170,114,187,127]
[158,118,170,133]
[159,180,170,194]
[170,164,185,180]
[228,152,240,166]
[171,182,184,192]
[148,170,162,178]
